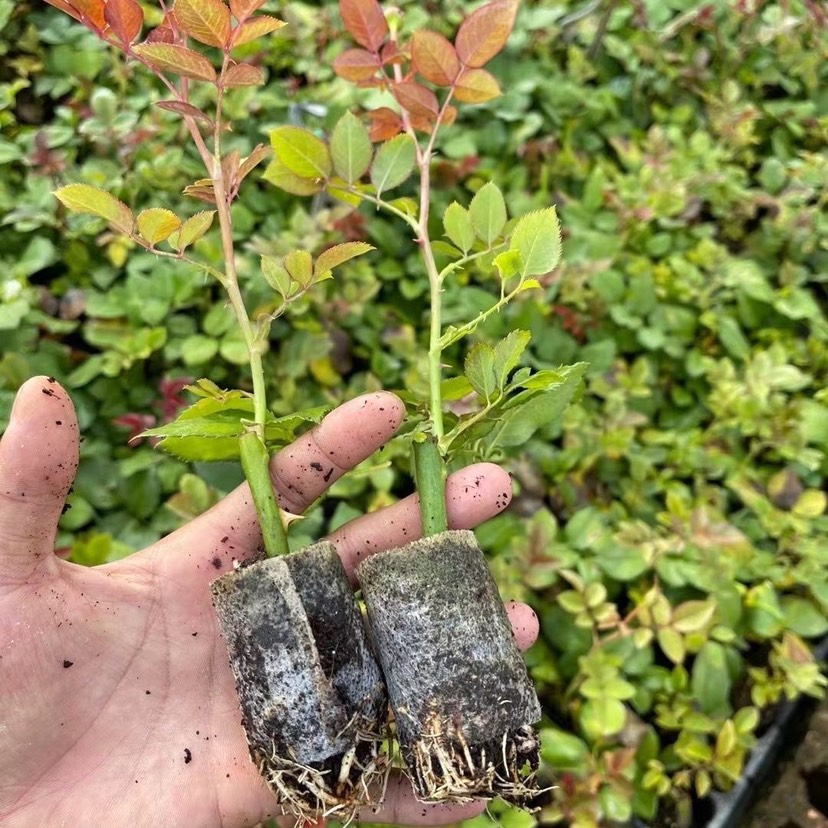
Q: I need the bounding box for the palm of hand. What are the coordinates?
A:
[0,378,537,828]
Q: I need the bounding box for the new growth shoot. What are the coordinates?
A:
[50,0,374,557]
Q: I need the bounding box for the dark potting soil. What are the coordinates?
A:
[357,529,541,804]
[211,542,387,819]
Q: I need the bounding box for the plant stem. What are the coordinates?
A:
[410,92,456,536]
[412,436,448,536]
[174,71,288,558]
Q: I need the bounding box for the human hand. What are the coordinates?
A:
[0,377,539,828]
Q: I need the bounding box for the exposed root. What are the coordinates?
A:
[407,714,542,806]
[258,716,390,826]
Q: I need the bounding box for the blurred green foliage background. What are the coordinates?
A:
[1,0,827,825]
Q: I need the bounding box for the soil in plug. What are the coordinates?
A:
[211,542,387,821]
[357,530,541,805]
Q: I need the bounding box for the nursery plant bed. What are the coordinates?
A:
[211,542,387,819]
[632,638,828,828]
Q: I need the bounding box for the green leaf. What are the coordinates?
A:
[284,250,313,287]
[580,697,627,740]
[262,157,325,195]
[169,210,215,252]
[270,125,332,180]
[672,600,717,634]
[469,181,507,245]
[691,641,732,717]
[486,362,587,448]
[492,330,530,388]
[136,207,181,244]
[656,627,685,664]
[781,596,828,637]
[465,342,497,400]
[509,207,562,277]
[443,201,475,253]
[314,241,374,279]
[260,255,292,297]
[370,134,416,196]
[539,727,590,772]
[330,111,373,184]
[441,376,474,401]
[54,184,134,234]
[493,248,522,280]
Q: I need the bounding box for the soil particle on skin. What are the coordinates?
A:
[63,660,73,668]
[310,461,323,472]
[184,748,192,764]
[211,557,222,570]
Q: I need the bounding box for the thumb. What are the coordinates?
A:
[0,376,79,583]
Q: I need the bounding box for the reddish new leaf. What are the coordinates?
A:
[411,30,459,86]
[146,22,176,43]
[223,62,266,87]
[453,67,501,103]
[333,48,381,82]
[229,0,265,21]
[104,0,144,45]
[380,40,404,65]
[67,0,106,32]
[237,144,270,184]
[156,100,215,127]
[392,81,439,120]
[231,15,286,47]
[43,0,82,23]
[172,0,231,48]
[133,43,218,82]
[440,104,458,127]
[455,0,518,68]
[366,107,402,142]
[339,0,388,52]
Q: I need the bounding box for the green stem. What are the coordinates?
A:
[175,72,288,558]
[412,436,447,537]
[239,432,289,557]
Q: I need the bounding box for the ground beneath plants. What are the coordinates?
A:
[743,696,828,828]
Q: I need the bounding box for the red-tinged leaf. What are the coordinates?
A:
[231,15,286,47]
[172,0,231,48]
[339,0,388,51]
[156,100,215,126]
[333,48,381,82]
[223,62,265,87]
[133,43,217,82]
[380,41,404,65]
[392,81,439,119]
[411,30,460,86]
[238,144,270,183]
[183,181,218,204]
[455,0,518,68]
[366,107,402,142]
[67,0,106,31]
[229,0,265,22]
[453,67,501,103]
[408,113,436,135]
[44,0,82,23]
[440,104,458,126]
[105,0,143,45]
[146,22,176,43]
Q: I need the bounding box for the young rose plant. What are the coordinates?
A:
[45,0,586,819]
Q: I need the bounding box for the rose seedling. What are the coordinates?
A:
[265,0,586,805]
